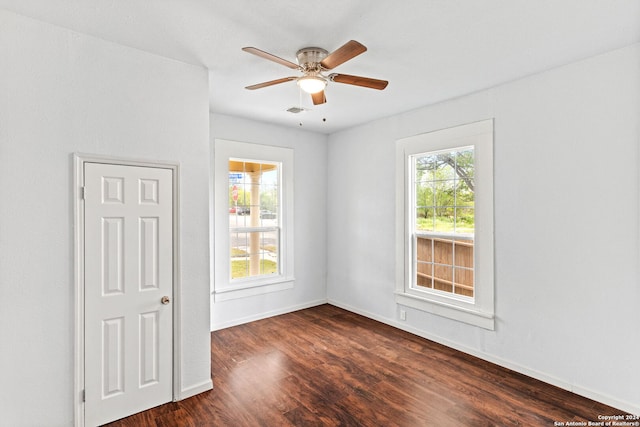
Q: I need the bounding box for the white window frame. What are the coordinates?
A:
[213,140,294,301]
[395,120,495,330]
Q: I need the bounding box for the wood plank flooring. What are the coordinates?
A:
[104,304,627,426]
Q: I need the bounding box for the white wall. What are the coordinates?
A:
[327,43,640,414]
[0,11,212,426]
[209,114,328,329]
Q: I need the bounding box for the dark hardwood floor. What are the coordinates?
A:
[105,304,626,426]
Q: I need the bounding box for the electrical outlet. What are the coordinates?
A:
[400,309,407,321]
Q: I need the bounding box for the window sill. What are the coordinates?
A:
[213,277,294,302]
[395,291,494,330]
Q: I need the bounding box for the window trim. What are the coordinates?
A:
[213,140,294,302]
[395,120,495,330]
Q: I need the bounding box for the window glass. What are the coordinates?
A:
[412,147,474,298]
[228,160,280,281]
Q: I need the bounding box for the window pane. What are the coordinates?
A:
[454,267,474,297]
[415,181,434,207]
[454,240,474,268]
[416,236,433,289]
[434,207,454,232]
[455,208,474,233]
[415,154,436,182]
[414,235,475,298]
[259,183,278,224]
[433,265,453,292]
[416,261,433,289]
[416,236,433,262]
[261,168,278,184]
[416,208,434,231]
[455,179,474,207]
[434,152,456,180]
[434,239,453,265]
[238,183,249,206]
[230,230,279,279]
[454,148,474,182]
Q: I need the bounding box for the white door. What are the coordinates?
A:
[83,162,173,426]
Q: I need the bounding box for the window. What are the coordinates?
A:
[413,148,475,297]
[395,120,494,329]
[213,140,294,301]
[228,160,280,280]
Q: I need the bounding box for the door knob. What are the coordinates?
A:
[161,296,171,305]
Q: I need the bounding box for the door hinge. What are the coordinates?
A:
[82,389,85,402]
[80,186,86,200]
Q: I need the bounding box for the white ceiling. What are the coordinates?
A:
[2,0,639,133]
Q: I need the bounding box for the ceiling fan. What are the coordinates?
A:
[242,40,388,105]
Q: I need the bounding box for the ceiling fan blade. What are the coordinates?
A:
[330,73,389,90]
[245,77,297,90]
[320,40,367,70]
[242,47,300,70]
[311,90,327,105]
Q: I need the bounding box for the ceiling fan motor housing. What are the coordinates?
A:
[296,47,329,71]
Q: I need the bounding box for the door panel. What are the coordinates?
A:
[84,163,173,426]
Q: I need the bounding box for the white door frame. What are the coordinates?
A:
[73,153,182,427]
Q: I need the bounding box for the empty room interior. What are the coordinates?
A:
[1,1,639,426]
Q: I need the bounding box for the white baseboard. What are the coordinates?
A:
[178,379,214,401]
[211,298,328,331]
[327,299,640,416]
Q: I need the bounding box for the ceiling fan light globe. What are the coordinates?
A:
[298,76,326,94]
